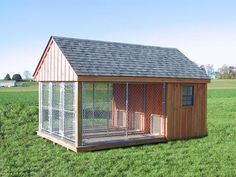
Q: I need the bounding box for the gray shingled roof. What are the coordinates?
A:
[52,36,209,79]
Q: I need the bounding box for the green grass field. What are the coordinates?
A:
[208,79,236,89]
[0,82,38,92]
[0,80,236,176]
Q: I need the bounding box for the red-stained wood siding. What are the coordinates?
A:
[34,39,77,82]
[128,84,145,131]
[145,84,165,133]
[166,83,207,140]
[112,84,126,127]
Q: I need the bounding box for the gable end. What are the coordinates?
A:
[33,38,77,81]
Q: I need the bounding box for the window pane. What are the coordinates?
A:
[187,87,192,95]
[182,86,193,106]
[183,87,188,95]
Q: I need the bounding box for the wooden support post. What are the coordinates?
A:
[162,83,167,136]
[125,83,128,137]
[59,83,65,137]
[48,82,53,132]
[38,82,42,131]
[92,83,95,128]
[75,82,82,147]
[204,83,208,136]
[106,83,110,134]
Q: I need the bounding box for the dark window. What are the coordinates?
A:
[182,86,194,106]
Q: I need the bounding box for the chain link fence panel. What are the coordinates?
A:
[82,82,166,145]
[40,82,76,142]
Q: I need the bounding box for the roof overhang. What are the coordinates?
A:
[77,75,211,83]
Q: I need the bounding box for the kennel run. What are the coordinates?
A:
[34,36,210,152]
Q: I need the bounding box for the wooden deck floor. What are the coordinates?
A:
[79,134,167,152]
[37,130,167,152]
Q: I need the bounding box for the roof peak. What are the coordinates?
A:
[51,35,178,50]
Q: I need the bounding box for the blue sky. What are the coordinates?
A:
[0,0,236,79]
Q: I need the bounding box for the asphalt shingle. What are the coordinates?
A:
[52,36,209,79]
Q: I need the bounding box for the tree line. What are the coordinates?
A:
[4,74,23,81]
[3,70,31,81]
[200,64,236,79]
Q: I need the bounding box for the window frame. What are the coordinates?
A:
[181,85,194,107]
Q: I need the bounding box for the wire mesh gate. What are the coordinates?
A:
[81,82,166,145]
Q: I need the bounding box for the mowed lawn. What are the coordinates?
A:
[0,80,236,177]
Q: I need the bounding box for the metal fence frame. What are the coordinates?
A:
[39,82,76,142]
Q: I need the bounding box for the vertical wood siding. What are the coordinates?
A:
[166,83,207,140]
[34,39,77,82]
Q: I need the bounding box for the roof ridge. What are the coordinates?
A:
[52,35,178,50]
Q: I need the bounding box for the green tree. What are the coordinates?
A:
[218,65,230,79]
[23,70,31,80]
[200,64,215,79]
[4,74,11,80]
[12,74,23,81]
